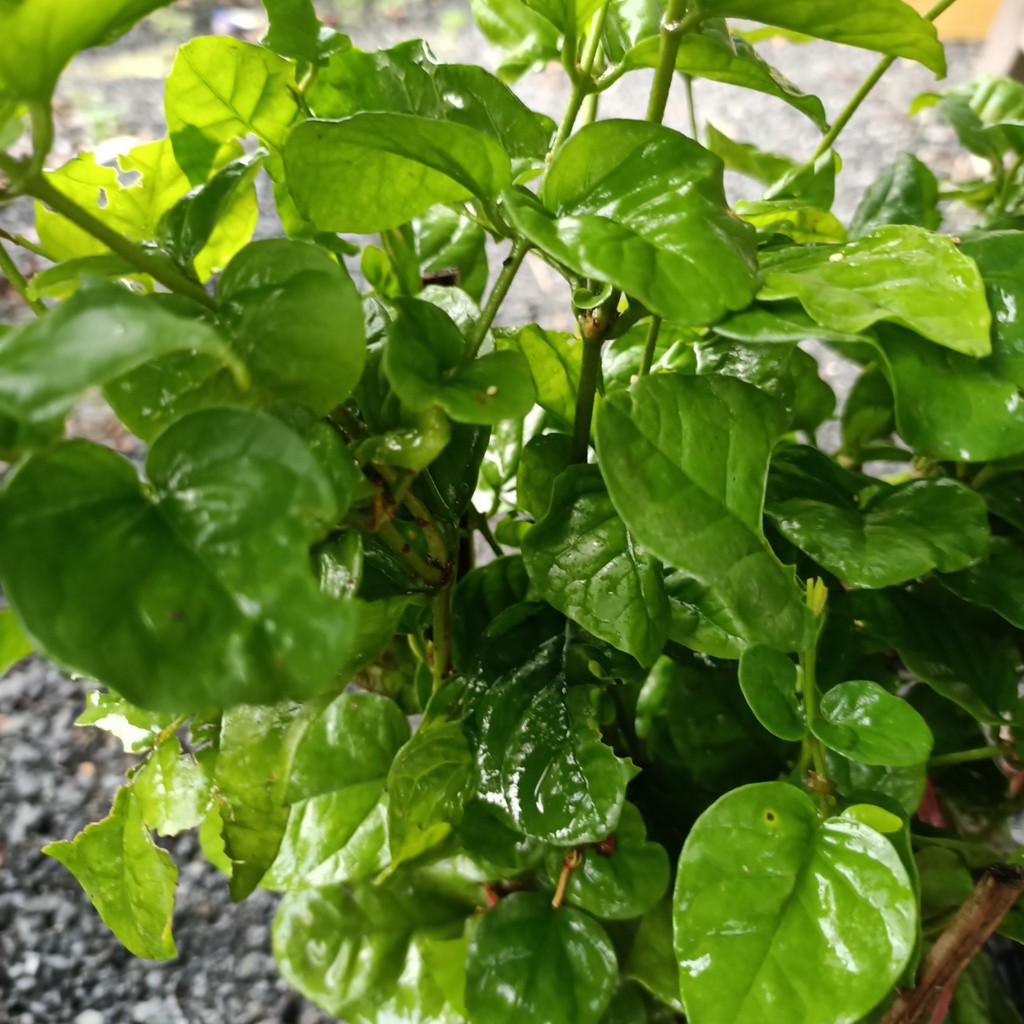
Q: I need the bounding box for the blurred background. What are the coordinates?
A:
[0,1,1010,1021]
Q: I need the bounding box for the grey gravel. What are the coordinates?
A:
[0,4,997,1022]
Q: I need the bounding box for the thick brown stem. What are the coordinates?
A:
[881,864,1024,1024]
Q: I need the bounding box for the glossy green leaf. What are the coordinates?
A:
[704,124,799,186]
[75,691,177,753]
[451,556,531,671]
[0,411,355,711]
[849,153,940,238]
[0,0,174,100]
[284,114,512,233]
[216,702,301,900]
[735,200,847,245]
[165,37,300,182]
[766,470,991,589]
[261,0,348,63]
[0,282,238,455]
[811,681,933,766]
[43,787,177,959]
[414,207,489,303]
[274,876,475,1022]
[131,736,209,837]
[623,27,827,130]
[467,0,560,79]
[695,0,944,73]
[517,432,573,518]
[466,636,638,844]
[674,781,917,1024]
[388,719,475,868]
[941,535,1024,628]
[840,364,896,458]
[307,39,552,175]
[624,898,685,1012]
[664,572,745,660]
[764,149,841,209]
[738,644,805,741]
[505,120,758,326]
[523,465,669,666]
[715,302,870,346]
[548,803,670,921]
[466,891,618,1024]
[596,374,809,652]
[759,226,992,357]
[385,297,536,425]
[496,324,582,431]
[0,608,32,677]
[826,753,926,818]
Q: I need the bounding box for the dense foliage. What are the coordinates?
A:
[2,0,1024,1021]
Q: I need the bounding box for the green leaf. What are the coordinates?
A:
[664,571,745,660]
[75,690,178,753]
[738,644,805,742]
[596,374,809,652]
[715,302,870,347]
[388,719,475,868]
[840,364,896,458]
[849,153,941,238]
[385,297,536,425]
[735,200,847,245]
[766,464,991,589]
[548,803,670,921]
[759,226,992,357]
[0,411,355,712]
[216,702,302,900]
[695,0,944,74]
[466,891,618,1024]
[414,207,489,303]
[307,39,553,176]
[505,120,758,326]
[523,465,670,666]
[468,0,560,79]
[811,680,934,766]
[451,556,531,671]
[0,0,174,100]
[0,282,239,455]
[466,636,638,844]
[941,535,1024,629]
[624,897,685,1012]
[705,123,799,186]
[915,75,1024,162]
[0,608,32,677]
[284,114,512,233]
[517,432,573,518]
[43,787,177,959]
[674,781,917,1024]
[132,736,210,837]
[165,37,300,183]
[265,691,410,890]
[623,26,827,131]
[825,753,926,817]
[274,876,475,1021]
[496,324,582,431]
[260,0,348,63]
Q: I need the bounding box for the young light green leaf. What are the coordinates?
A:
[849,153,941,238]
[517,432,573,519]
[674,781,917,1024]
[165,37,300,183]
[738,644,805,742]
[623,27,827,130]
[811,681,934,766]
[132,735,210,837]
[284,114,512,233]
[274,877,475,1021]
[466,891,618,1024]
[523,465,670,666]
[694,0,944,74]
[759,226,992,357]
[468,0,560,79]
[0,412,355,712]
[75,691,178,753]
[496,324,582,431]
[624,897,685,1012]
[596,374,809,652]
[0,608,32,677]
[0,282,239,456]
[735,200,847,245]
[505,120,758,326]
[43,787,177,959]
[547,803,670,921]
[260,0,349,63]
[705,124,799,186]
[265,692,412,889]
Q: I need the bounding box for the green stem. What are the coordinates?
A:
[800,579,830,811]
[550,2,610,153]
[682,73,698,138]
[812,0,962,160]
[0,241,45,316]
[0,229,52,260]
[572,336,603,463]
[645,6,704,124]
[27,174,217,311]
[929,745,1005,769]
[639,316,662,377]
[431,584,453,690]
[465,236,529,360]
[374,462,449,568]
[379,520,447,588]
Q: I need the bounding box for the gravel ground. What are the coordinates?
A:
[0,5,993,1022]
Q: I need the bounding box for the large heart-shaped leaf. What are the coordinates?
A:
[694,0,944,74]
[674,782,917,1024]
[284,114,512,233]
[523,464,670,666]
[466,891,618,1024]
[504,120,758,326]
[0,410,355,712]
[596,374,809,652]
[759,225,992,357]
[43,787,177,959]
